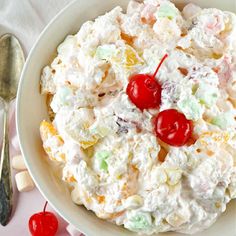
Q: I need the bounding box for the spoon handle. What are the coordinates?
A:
[0,104,12,226]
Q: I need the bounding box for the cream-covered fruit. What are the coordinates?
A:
[40,0,236,234]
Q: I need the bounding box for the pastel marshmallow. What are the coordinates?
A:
[15,171,35,192]
[12,155,27,171]
[11,135,20,152]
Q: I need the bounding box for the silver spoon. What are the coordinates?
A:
[0,34,25,226]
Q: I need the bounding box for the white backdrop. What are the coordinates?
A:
[0,0,72,54]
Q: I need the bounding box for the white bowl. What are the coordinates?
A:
[16,0,236,235]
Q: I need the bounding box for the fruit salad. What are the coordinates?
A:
[40,0,236,234]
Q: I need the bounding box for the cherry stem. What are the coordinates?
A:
[43,201,48,215]
[152,54,168,79]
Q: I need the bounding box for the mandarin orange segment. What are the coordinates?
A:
[96,195,105,204]
[40,120,66,162]
[40,120,57,141]
[120,32,135,46]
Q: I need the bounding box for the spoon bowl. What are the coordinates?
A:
[0,34,24,102]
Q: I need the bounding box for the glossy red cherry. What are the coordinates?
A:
[154,109,193,146]
[126,54,168,110]
[29,202,58,236]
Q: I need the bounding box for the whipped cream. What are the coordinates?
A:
[40,0,236,234]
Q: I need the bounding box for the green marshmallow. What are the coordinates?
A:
[195,84,218,107]
[125,212,152,232]
[51,86,72,110]
[177,97,203,121]
[211,112,235,129]
[95,45,116,60]
[95,151,110,171]
[157,4,178,20]
[58,87,71,101]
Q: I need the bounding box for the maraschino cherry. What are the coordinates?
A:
[29,201,58,236]
[154,109,193,147]
[126,54,168,110]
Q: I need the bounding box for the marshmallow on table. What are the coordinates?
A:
[12,155,27,171]
[15,171,35,192]
[11,134,20,152]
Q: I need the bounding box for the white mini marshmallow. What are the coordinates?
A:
[12,155,27,171]
[11,135,20,152]
[15,171,35,192]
